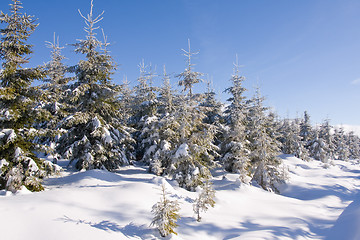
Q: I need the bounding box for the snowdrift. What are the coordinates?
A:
[325,193,360,240]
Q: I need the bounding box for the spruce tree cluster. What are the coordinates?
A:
[278,114,360,164]
[0,0,359,194]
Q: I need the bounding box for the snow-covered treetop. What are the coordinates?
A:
[72,0,115,85]
[176,39,203,97]
[43,33,72,86]
[0,0,40,89]
[75,0,103,57]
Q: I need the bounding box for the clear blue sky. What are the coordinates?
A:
[1,0,360,126]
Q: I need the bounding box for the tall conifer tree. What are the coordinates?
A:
[132,61,159,161]
[333,127,350,160]
[165,41,218,190]
[0,0,45,191]
[347,131,360,159]
[300,111,313,148]
[57,0,134,170]
[247,88,285,193]
[35,34,73,160]
[221,58,250,180]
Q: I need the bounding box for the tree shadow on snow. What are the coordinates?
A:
[282,183,359,202]
[56,215,155,238]
[56,215,123,232]
[179,216,330,239]
[120,222,155,239]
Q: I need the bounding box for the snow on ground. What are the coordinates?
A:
[0,155,360,240]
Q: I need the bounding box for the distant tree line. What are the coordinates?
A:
[0,0,359,193]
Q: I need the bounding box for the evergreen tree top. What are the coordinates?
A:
[176,39,203,97]
[71,0,115,85]
[74,0,103,57]
[43,33,72,86]
[231,54,245,82]
[0,0,40,89]
[46,34,65,66]
[225,56,247,105]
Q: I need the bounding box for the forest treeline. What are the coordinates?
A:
[0,0,359,193]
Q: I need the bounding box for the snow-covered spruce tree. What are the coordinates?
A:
[0,0,47,192]
[220,59,251,180]
[201,81,223,126]
[41,34,73,123]
[200,81,224,156]
[118,76,133,124]
[246,88,284,193]
[319,119,336,160]
[57,1,134,170]
[176,39,203,98]
[308,128,329,163]
[266,112,283,145]
[164,41,219,191]
[137,113,160,164]
[333,127,350,160]
[143,66,177,175]
[193,179,215,222]
[308,119,335,163]
[151,183,180,237]
[35,34,73,162]
[146,112,177,176]
[300,111,314,148]
[278,118,309,161]
[132,61,160,161]
[158,65,176,116]
[131,60,158,125]
[346,131,360,160]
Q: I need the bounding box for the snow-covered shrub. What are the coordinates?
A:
[193,180,216,222]
[42,160,62,176]
[151,184,180,237]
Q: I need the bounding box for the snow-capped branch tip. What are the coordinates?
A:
[163,64,167,76]
[101,28,110,51]
[138,59,147,74]
[10,0,23,13]
[122,75,129,85]
[181,39,199,68]
[45,32,64,51]
[138,59,157,78]
[206,76,215,93]
[233,54,245,76]
[163,64,172,80]
[77,0,104,34]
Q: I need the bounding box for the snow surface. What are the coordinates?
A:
[0,155,360,239]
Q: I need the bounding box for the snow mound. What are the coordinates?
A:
[45,169,124,187]
[325,194,360,240]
